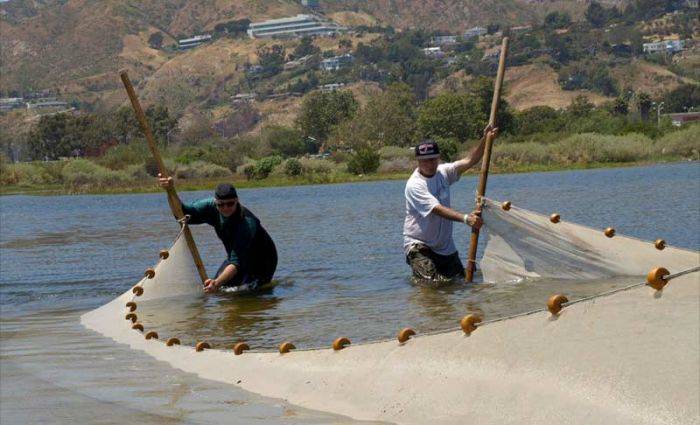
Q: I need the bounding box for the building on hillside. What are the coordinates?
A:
[510,25,532,34]
[320,54,353,71]
[247,14,345,39]
[665,112,700,127]
[643,40,684,54]
[463,26,487,39]
[423,47,445,58]
[284,54,313,70]
[232,93,257,103]
[26,98,68,109]
[432,35,457,45]
[178,34,212,50]
[320,83,345,92]
[0,97,25,111]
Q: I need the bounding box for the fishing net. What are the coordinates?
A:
[133,226,201,302]
[479,198,697,283]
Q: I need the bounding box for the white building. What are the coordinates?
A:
[178,34,212,50]
[320,83,345,92]
[247,14,344,39]
[643,40,684,54]
[320,54,353,71]
[26,98,68,109]
[423,47,445,58]
[0,97,25,111]
[464,26,487,39]
[432,35,457,45]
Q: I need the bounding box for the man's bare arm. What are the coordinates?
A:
[432,205,482,229]
[453,126,498,175]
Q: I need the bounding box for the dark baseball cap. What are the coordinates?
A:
[415,140,440,159]
[214,183,238,200]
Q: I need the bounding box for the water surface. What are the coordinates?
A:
[1,162,698,423]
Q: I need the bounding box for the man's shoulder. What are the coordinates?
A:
[405,169,425,190]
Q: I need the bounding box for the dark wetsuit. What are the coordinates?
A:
[182,198,277,287]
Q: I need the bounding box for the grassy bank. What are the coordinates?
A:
[2,127,698,196]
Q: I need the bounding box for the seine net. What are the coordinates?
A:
[478,198,698,283]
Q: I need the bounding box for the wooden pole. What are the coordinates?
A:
[465,37,509,282]
[119,70,208,284]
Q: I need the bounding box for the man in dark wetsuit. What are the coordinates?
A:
[158,176,277,293]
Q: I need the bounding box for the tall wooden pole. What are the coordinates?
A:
[119,70,208,284]
[465,37,509,282]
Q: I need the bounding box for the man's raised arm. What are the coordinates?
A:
[453,125,498,175]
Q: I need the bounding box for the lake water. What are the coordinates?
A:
[1,162,699,423]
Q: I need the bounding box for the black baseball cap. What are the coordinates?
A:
[415,140,440,159]
[214,183,238,200]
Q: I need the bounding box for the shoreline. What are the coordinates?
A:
[1,158,694,196]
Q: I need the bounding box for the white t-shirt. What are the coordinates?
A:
[403,162,461,256]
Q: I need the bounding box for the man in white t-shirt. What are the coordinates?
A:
[403,126,496,283]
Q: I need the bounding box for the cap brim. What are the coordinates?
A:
[416,154,440,159]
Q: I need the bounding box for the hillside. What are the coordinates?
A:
[0,0,621,96]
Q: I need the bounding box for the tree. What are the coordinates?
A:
[417,93,486,142]
[515,106,563,134]
[568,95,594,117]
[291,36,320,59]
[296,90,358,141]
[329,83,418,150]
[257,44,286,76]
[262,125,307,157]
[544,11,571,29]
[28,113,70,160]
[662,84,700,113]
[636,92,653,121]
[148,32,163,49]
[145,105,177,143]
[611,97,629,115]
[585,1,610,28]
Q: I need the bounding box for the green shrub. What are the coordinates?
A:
[378,157,413,173]
[551,133,652,163]
[96,143,150,170]
[61,159,130,189]
[379,145,413,160]
[347,149,380,174]
[284,158,303,176]
[492,142,551,167]
[654,124,700,159]
[434,137,459,162]
[173,161,232,179]
[1,162,59,186]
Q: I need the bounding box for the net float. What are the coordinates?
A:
[397,328,416,344]
[233,342,249,355]
[196,341,210,351]
[166,338,181,346]
[646,267,670,291]
[547,294,568,315]
[144,268,156,279]
[279,342,296,354]
[654,239,666,250]
[604,227,615,238]
[131,323,144,332]
[125,301,137,312]
[332,337,351,351]
[125,313,137,323]
[132,286,144,296]
[501,201,512,211]
[145,331,158,340]
[460,314,482,335]
[550,213,560,223]
[159,250,169,259]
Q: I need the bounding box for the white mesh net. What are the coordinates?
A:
[479,198,698,283]
[135,226,202,302]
